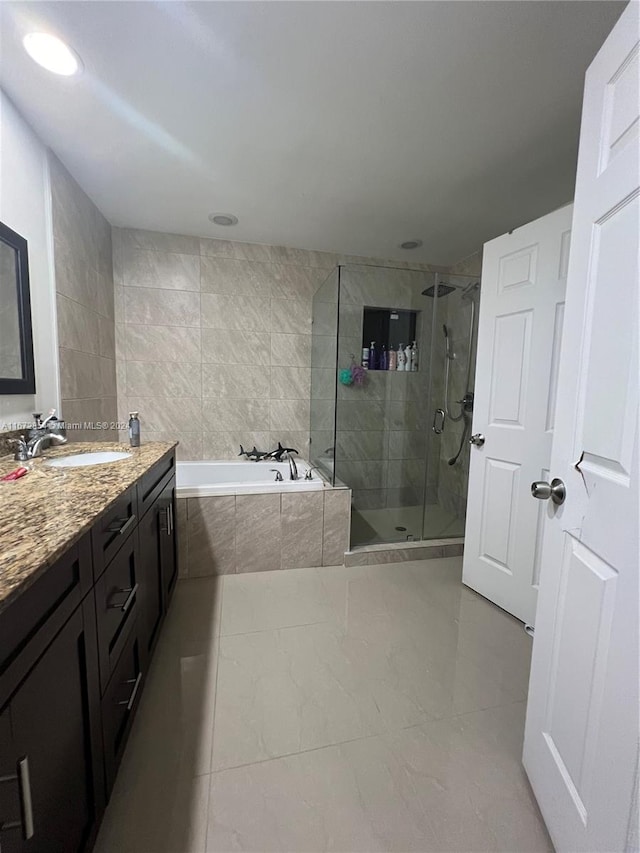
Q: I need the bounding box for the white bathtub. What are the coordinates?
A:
[176,459,325,498]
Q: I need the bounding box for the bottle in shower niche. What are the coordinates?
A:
[388,345,397,371]
[128,412,141,447]
[410,341,419,371]
[397,343,406,371]
[380,343,388,371]
[369,341,378,370]
[362,346,370,370]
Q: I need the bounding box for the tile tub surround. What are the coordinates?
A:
[94,559,551,853]
[179,487,351,575]
[113,227,448,461]
[50,154,118,441]
[0,440,176,612]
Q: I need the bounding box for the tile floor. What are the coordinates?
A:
[94,558,552,852]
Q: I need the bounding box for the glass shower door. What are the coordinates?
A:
[334,264,436,547]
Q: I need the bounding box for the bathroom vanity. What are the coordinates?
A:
[0,441,177,852]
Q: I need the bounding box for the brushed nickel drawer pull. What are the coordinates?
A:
[107,515,136,536]
[0,757,34,839]
[107,582,139,613]
[117,672,143,711]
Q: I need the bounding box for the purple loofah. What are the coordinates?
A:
[351,364,366,385]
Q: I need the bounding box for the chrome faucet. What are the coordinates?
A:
[12,430,68,461]
[11,410,68,461]
[285,451,299,481]
[304,466,323,481]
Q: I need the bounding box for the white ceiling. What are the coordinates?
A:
[0,1,624,265]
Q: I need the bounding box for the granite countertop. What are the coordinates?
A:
[0,440,177,614]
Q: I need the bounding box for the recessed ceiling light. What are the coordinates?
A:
[209,213,238,226]
[23,32,82,76]
[399,240,423,250]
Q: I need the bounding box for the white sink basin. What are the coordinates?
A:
[46,451,132,468]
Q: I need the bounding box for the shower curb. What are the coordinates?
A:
[344,537,464,566]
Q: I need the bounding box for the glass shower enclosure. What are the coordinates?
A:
[310,264,480,549]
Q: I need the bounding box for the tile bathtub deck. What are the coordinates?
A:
[94,558,552,853]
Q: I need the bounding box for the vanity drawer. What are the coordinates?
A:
[137,451,175,520]
[94,532,140,695]
[101,624,144,795]
[91,486,137,580]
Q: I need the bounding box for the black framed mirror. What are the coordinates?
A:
[0,221,35,395]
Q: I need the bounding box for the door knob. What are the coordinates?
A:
[531,478,566,506]
[469,434,485,446]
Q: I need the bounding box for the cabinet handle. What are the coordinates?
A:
[117,672,143,711]
[107,582,139,613]
[168,503,174,536]
[107,514,136,536]
[0,757,34,840]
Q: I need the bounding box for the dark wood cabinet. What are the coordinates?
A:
[0,599,103,853]
[0,450,176,851]
[137,474,177,659]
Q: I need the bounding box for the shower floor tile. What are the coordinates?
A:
[94,559,551,853]
[352,503,466,546]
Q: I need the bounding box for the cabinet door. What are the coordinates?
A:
[0,706,23,853]
[160,478,177,607]
[137,500,164,657]
[10,606,101,853]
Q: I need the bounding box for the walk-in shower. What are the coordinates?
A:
[310,265,481,549]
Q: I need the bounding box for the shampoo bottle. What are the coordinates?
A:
[404,344,412,371]
[397,343,406,371]
[388,346,397,371]
[362,346,369,370]
[380,344,388,371]
[369,341,378,370]
[410,341,419,371]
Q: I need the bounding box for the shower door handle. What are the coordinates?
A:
[432,409,445,434]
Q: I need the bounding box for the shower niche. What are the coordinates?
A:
[361,307,419,371]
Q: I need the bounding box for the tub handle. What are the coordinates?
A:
[270,469,284,482]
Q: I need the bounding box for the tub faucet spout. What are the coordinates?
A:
[286,452,299,481]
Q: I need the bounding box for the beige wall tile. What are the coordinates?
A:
[200,238,272,262]
[124,288,201,327]
[125,361,202,398]
[281,492,324,569]
[202,398,270,431]
[126,396,203,433]
[322,489,351,566]
[123,248,200,291]
[59,348,115,400]
[201,329,270,366]
[270,298,312,334]
[187,496,236,576]
[202,364,270,399]
[269,398,310,433]
[56,294,101,355]
[235,494,281,573]
[125,324,202,363]
[270,366,311,400]
[201,293,271,332]
[122,228,200,255]
[200,256,274,295]
[271,333,311,368]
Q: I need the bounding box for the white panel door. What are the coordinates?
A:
[523,3,639,850]
[463,204,572,624]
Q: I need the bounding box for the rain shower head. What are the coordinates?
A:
[421,283,456,298]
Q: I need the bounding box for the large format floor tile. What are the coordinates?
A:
[95,558,551,853]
